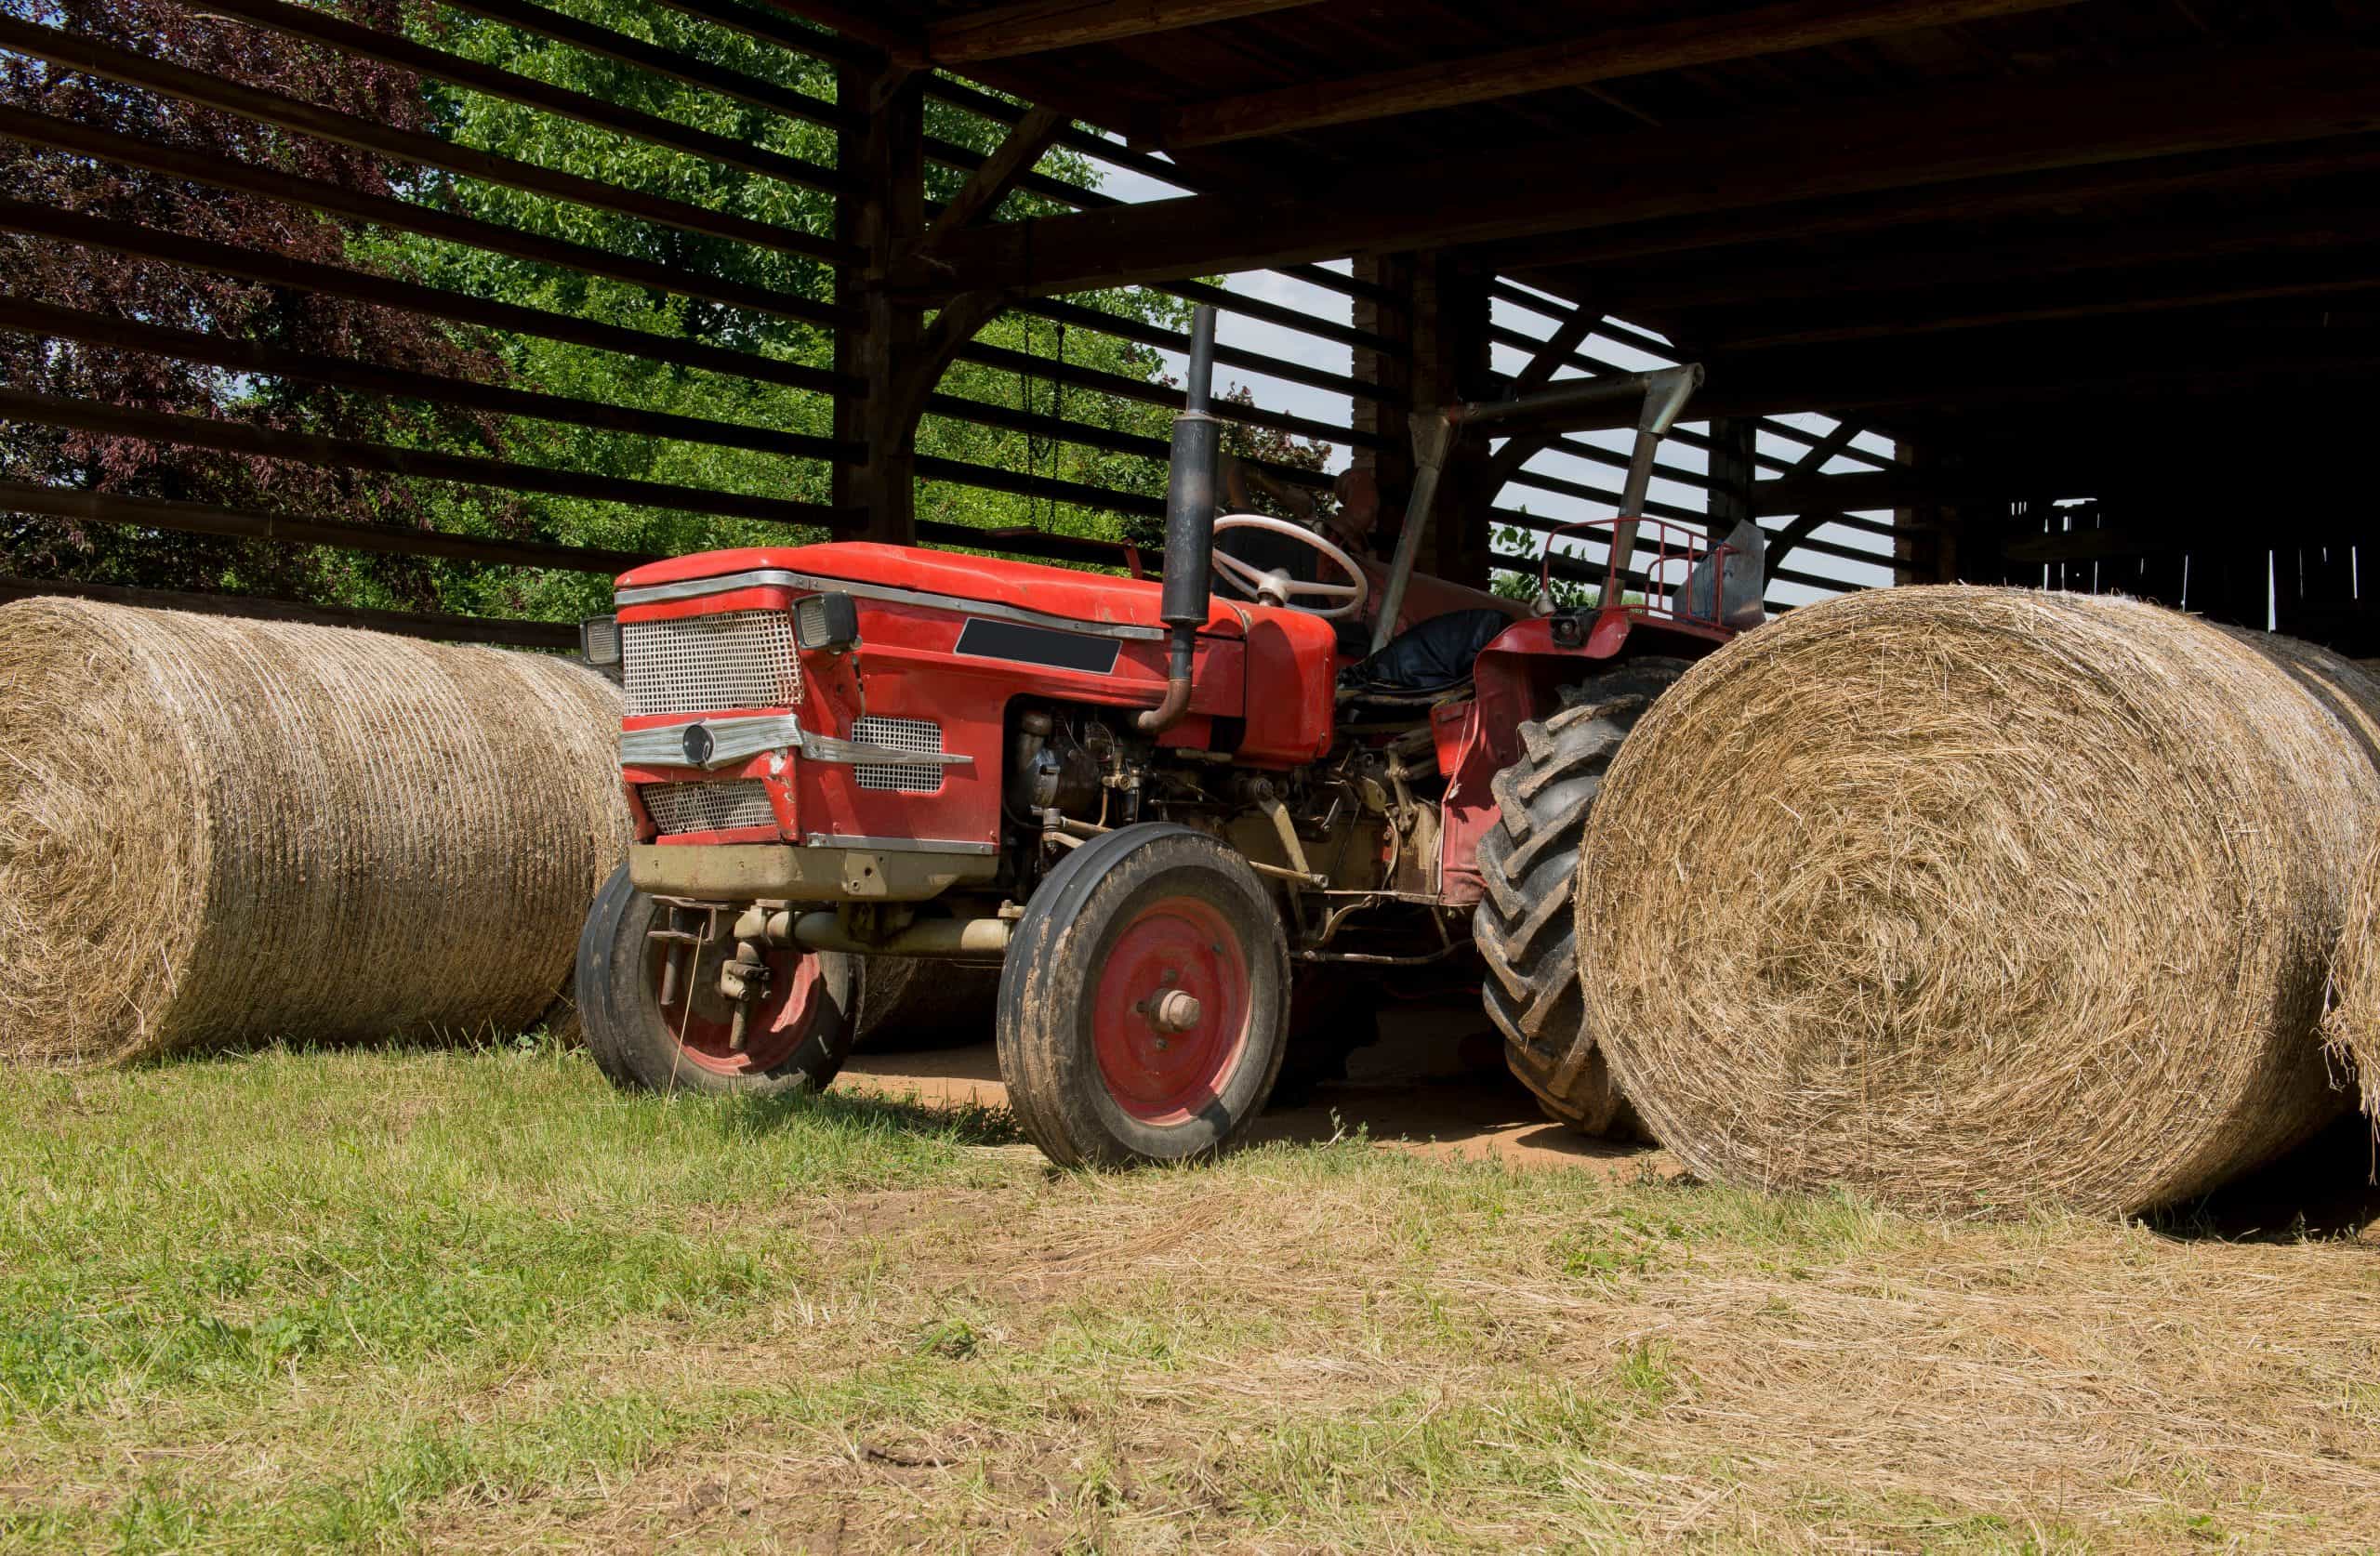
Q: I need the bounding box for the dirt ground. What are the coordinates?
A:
[840,998,1675,1178]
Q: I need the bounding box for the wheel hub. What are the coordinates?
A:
[1092,895,1250,1123]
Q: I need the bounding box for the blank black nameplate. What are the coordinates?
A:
[954,618,1120,675]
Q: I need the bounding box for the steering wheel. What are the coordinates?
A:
[1208,513,1369,620]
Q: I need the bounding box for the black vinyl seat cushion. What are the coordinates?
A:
[1336,608,1513,697]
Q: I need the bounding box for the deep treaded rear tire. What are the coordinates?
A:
[1474,658,1689,1139]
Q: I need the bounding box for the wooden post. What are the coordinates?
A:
[1706,417,1756,533]
[1351,250,1414,522]
[1409,249,1494,590]
[836,65,925,543]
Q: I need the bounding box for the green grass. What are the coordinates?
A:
[2,1046,2375,1552]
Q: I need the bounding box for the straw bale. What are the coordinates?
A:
[2323,837,2380,1130]
[1576,586,2380,1215]
[0,598,625,1065]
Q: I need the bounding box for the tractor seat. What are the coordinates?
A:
[1336,608,1512,703]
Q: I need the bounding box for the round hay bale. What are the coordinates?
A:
[0,598,626,1066]
[1576,587,2380,1216]
[2322,837,2380,1131]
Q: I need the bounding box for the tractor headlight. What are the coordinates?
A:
[793,592,861,653]
[579,614,621,667]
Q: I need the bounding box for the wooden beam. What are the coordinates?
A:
[1483,136,2380,274]
[838,66,929,542]
[1707,249,2380,349]
[916,104,1065,254]
[743,0,923,60]
[928,0,1322,64]
[1597,200,2380,315]
[906,41,2380,297]
[1163,0,2085,148]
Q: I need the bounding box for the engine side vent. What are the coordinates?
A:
[621,610,800,717]
[851,715,944,793]
[639,779,777,837]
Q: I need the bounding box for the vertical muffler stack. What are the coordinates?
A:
[1138,303,1220,734]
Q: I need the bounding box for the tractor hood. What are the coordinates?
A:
[616,542,1250,639]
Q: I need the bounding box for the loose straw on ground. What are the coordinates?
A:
[1577,587,2380,1216]
[0,599,625,1065]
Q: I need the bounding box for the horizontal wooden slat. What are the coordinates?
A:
[0,16,856,265]
[0,297,863,468]
[0,390,859,530]
[0,104,844,332]
[194,0,853,196]
[0,199,858,400]
[956,341,1383,450]
[443,0,853,135]
[0,481,656,575]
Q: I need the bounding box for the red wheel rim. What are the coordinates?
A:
[647,921,826,1077]
[1091,894,1251,1124]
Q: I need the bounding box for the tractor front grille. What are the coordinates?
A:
[851,715,945,793]
[621,609,800,717]
[639,779,777,837]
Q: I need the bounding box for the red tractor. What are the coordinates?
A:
[575,308,1763,1165]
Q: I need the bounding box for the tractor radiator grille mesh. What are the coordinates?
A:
[621,610,800,717]
[851,715,945,793]
[638,779,777,837]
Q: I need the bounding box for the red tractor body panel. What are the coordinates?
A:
[1433,607,1734,905]
[615,543,1341,854]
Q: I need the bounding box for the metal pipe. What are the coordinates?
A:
[1368,410,1455,654]
[786,911,1012,960]
[1606,365,1705,604]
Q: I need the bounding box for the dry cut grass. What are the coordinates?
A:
[3,1045,2378,1553]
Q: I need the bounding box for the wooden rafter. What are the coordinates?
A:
[898,41,2380,299]
[916,104,1065,254]
[928,0,1323,64]
[1161,0,2085,148]
[1762,422,1864,576]
[1483,306,1606,492]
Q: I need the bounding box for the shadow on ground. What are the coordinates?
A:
[838,998,1670,1178]
[2156,1114,2380,1243]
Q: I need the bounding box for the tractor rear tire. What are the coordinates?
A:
[997,824,1290,1167]
[1474,658,1690,1139]
[576,864,858,1098]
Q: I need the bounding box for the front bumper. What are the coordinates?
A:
[628,840,998,903]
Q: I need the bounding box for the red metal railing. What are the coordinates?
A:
[1536,518,1737,628]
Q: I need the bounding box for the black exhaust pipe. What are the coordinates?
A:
[1138,304,1220,733]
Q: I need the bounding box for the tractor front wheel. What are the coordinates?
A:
[1474,659,1688,1139]
[576,864,858,1097]
[997,824,1290,1167]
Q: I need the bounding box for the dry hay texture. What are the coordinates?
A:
[0,599,626,1066]
[2324,835,2380,1129]
[1579,586,2380,1216]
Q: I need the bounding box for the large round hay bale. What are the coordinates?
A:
[2323,837,2380,1130]
[0,599,625,1066]
[1576,587,2380,1216]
